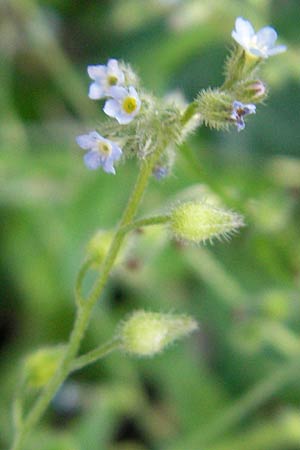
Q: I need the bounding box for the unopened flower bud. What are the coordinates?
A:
[170,201,244,244]
[196,89,234,130]
[24,346,65,388]
[232,80,267,104]
[119,311,198,357]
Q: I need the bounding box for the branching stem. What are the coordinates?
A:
[11,145,163,450]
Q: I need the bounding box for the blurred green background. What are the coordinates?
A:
[1,0,300,449]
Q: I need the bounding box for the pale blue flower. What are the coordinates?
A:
[76,131,122,174]
[87,59,125,100]
[103,86,141,124]
[231,101,256,132]
[232,17,286,59]
[153,166,169,180]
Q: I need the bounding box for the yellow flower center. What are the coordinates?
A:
[98,141,112,156]
[107,75,118,86]
[122,96,137,114]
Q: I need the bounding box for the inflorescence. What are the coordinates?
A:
[9,16,288,450]
[76,17,286,174]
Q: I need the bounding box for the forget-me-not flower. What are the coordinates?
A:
[232,17,286,59]
[76,131,122,174]
[153,166,169,180]
[103,86,141,124]
[231,100,256,132]
[87,59,125,100]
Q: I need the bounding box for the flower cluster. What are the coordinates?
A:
[76,18,286,172]
[87,59,141,123]
[76,59,142,174]
[196,17,286,132]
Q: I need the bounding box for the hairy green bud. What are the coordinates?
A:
[170,201,244,244]
[24,346,65,388]
[118,311,198,357]
[196,89,233,130]
[231,79,267,104]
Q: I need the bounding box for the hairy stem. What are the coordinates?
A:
[75,257,95,305]
[181,101,199,126]
[71,338,121,373]
[11,146,163,450]
[120,214,170,234]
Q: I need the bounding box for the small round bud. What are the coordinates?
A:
[170,201,244,244]
[232,80,267,104]
[24,346,65,388]
[119,311,198,357]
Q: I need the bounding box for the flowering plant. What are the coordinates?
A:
[10,16,286,450]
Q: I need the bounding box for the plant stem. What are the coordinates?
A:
[71,339,121,373]
[120,214,170,234]
[75,257,95,306]
[11,146,163,450]
[181,101,199,126]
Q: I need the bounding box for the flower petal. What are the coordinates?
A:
[256,26,277,47]
[128,86,138,98]
[232,31,247,47]
[87,65,106,80]
[109,86,128,100]
[248,47,264,57]
[107,59,118,69]
[111,143,122,160]
[76,131,100,149]
[235,17,255,40]
[103,99,120,118]
[107,59,125,83]
[88,82,105,99]
[102,158,116,174]
[267,44,287,56]
[84,150,101,170]
[114,111,135,125]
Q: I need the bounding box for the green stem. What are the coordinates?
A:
[120,215,170,234]
[76,215,169,305]
[181,101,199,126]
[71,339,121,373]
[75,257,95,306]
[11,147,163,450]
